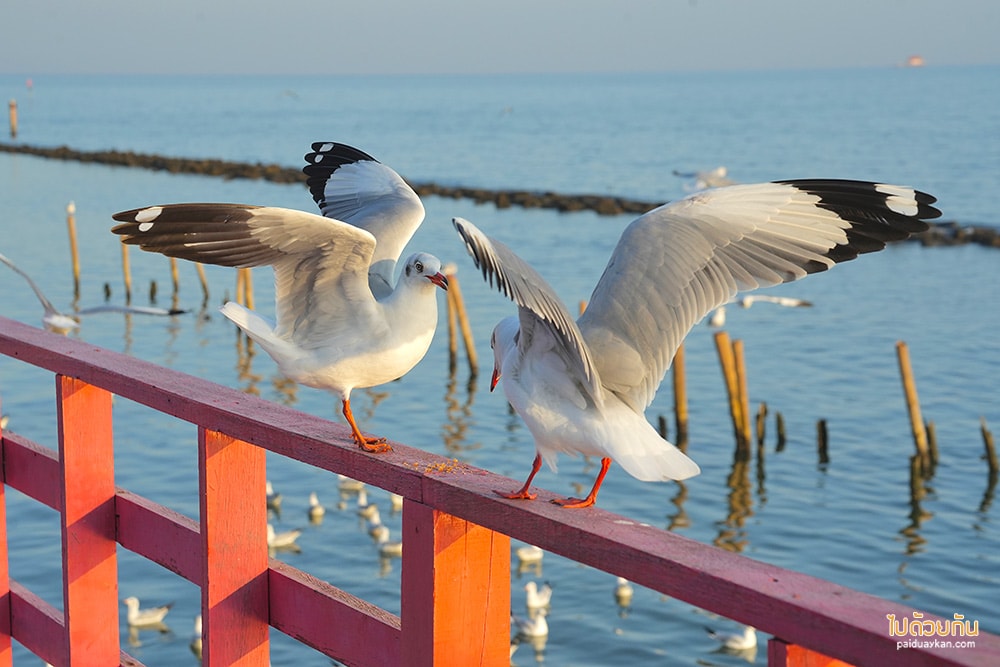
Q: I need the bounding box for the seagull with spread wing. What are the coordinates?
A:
[112,142,448,452]
[453,180,940,507]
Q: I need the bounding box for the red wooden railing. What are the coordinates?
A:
[1,314,997,667]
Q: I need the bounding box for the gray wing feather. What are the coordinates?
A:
[452,217,602,402]
[304,143,425,297]
[578,180,939,412]
[111,203,379,346]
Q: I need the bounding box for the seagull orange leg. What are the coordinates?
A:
[496,453,542,500]
[552,457,612,508]
[342,398,391,453]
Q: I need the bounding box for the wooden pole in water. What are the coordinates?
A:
[235,267,245,306]
[8,99,16,139]
[756,402,768,447]
[817,419,830,464]
[120,243,132,304]
[909,454,925,502]
[983,417,999,475]
[925,420,939,473]
[896,341,930,470]
[446,275,458,373]
[196,263,210,305]
[449,274,477,376]
[714,332,747,452]
[65,201,80,299]
[243,267,254,310]
[775,411,787,452]
[673,343,688,449]
[170,258,180,299]
[733,339,753,449]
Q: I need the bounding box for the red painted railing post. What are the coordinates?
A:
[0,395,11,667]
[769,637,855,666]
[57,375,119,665]
[400,500,510,667]
[199,428,269,666]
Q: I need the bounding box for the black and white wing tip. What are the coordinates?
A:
[775,179,940,266]
[111,203,271,268]
[303,142,380,212]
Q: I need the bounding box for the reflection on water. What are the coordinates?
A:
[442,369,479,457]
[714,455,754,554]
[665,481,690,531]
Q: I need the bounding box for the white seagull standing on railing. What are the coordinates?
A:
[112,142,448,452]
[453,180,940,507]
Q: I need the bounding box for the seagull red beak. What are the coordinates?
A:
[427,272,449,290]
[490,366,501,392]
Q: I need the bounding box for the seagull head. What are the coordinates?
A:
[402,252,448,291]
[489,316,520,391]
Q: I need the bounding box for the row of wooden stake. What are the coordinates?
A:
[707,329,998,489]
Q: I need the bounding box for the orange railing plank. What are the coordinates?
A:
[769,638,856,666]
[9,580,64,665]
[400,500,510,667]
[115,490,202,583]
[269,560,401,664]
[1,432,60,509]
[57,375,120,665]
[199,428,269,666]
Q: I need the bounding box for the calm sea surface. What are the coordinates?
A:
[1,67,998,665]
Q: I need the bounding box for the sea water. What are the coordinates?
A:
[0,66,998,665]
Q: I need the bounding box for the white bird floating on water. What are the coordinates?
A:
[190,614,203,659]
[307,491,326,522]
[390,492,404,513]
[267,523,302,550]
[453,180,939,507]
[338,474,365,494]
[673,166,736,192]
[709,293,814,328]
[524,580,552,611]
[375,525,403,558]
[355,488,379,519]
[516,544,544,565]
[738,294,813,309]
[614,577,634,608]
[112,142,448,452]
[265,480,282,511]
[121,596,174,627]
[512,608,549,638]
[705,624,758,650]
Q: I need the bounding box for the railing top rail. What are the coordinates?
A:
[2,315,997,666]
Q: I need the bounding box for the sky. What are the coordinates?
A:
[2,1,998,75]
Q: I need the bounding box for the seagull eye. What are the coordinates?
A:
[414,261,424,273]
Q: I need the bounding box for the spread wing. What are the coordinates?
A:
[112,203,380,346]
[452,217,602,403]
[303,142,425,298]
[578,179,940,412]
